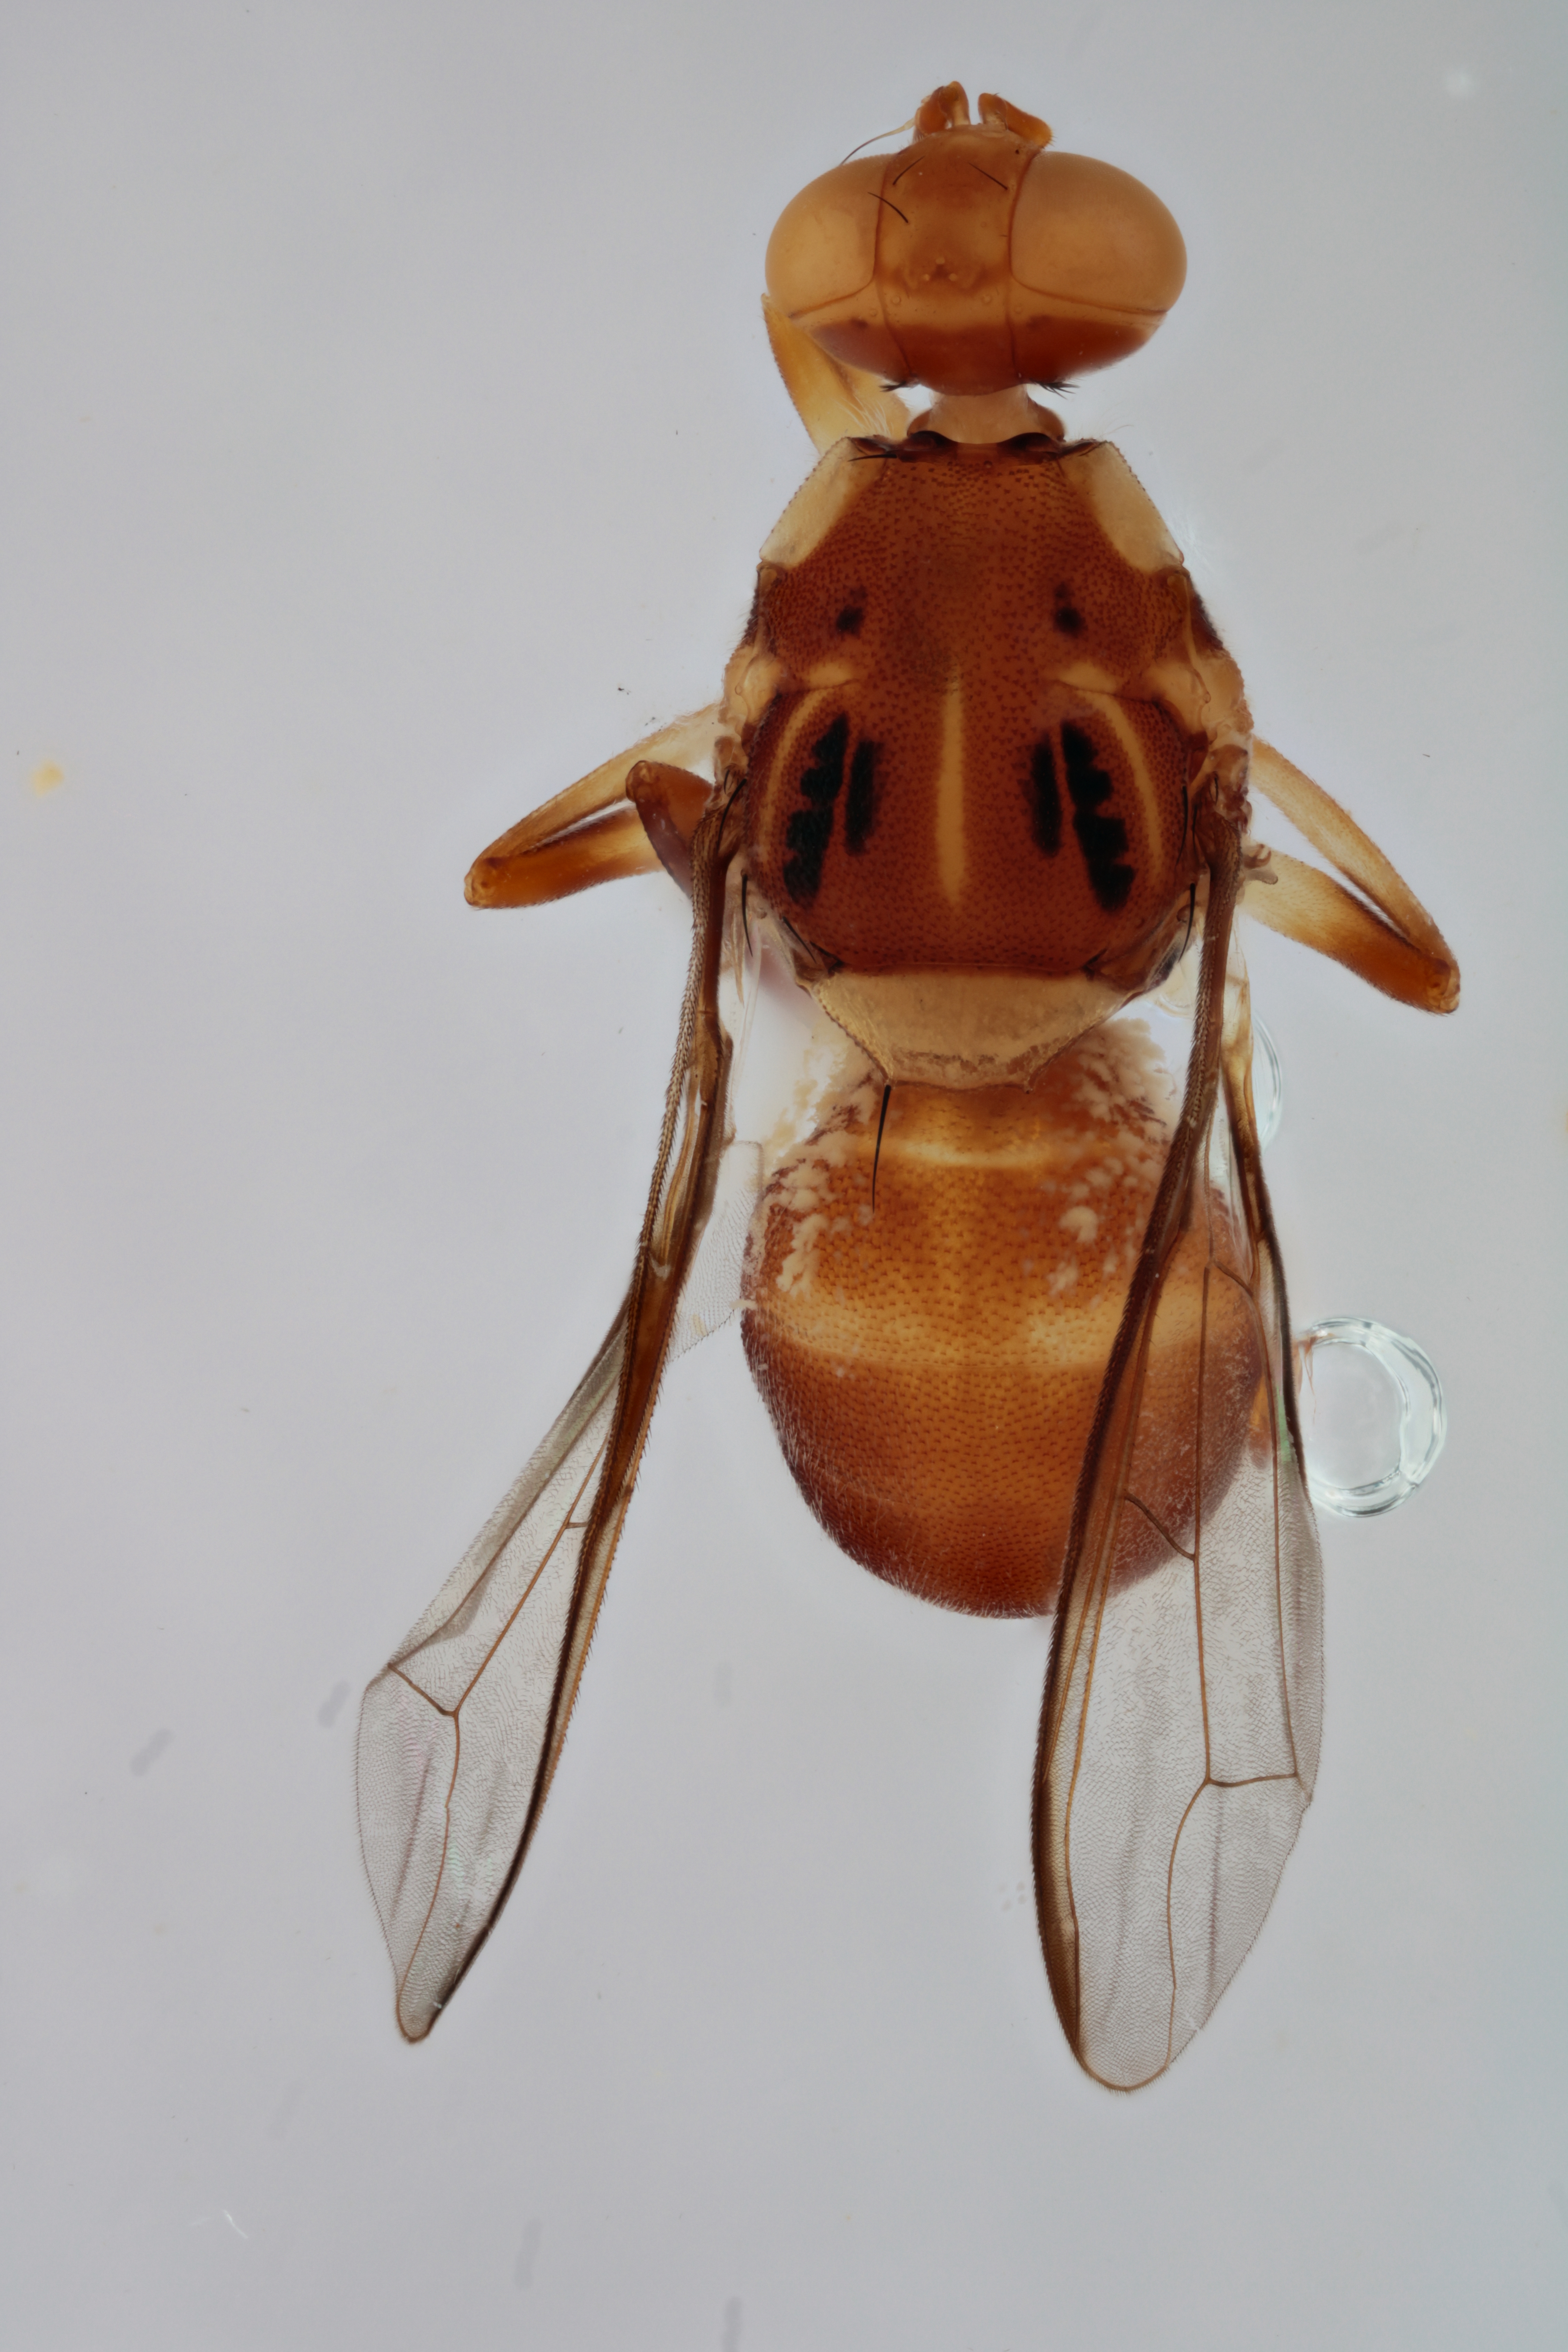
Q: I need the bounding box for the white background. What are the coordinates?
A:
[3,4,1564,2347]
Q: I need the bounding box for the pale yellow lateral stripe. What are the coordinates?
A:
[1084,690,1161,860]
[759,442,870,570]
[768,688,837,804]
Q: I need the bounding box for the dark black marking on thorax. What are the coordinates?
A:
[782,715,883,902]
[844,740,879,853]
[1051,583,1085,637]
[781,715,846,903]
[1026,740,1063,856]
[1061,722,1134,910]
[1025,725,1137,909]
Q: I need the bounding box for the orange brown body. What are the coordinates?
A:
[742,1024,1253,1617]
[741,433,1215,976]
[360,83,1457,2089]
[729,417,1254,1622]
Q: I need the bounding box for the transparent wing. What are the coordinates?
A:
[1034,821,1322,2089]
[358,800,745,2040]
[357,1313,625,2040]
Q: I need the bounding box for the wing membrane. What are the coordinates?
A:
[1035,817,1323,2088]
[358,799,742,2039]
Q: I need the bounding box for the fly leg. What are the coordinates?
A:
[465,705,720,908]
[1242,738,1459,1013]
[761,295,911,454]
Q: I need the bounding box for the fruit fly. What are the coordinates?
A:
[357,84,1458,2089]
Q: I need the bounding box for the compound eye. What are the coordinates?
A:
[765,159,886,316]
[1010,150,1186,323]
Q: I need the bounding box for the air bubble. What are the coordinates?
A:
[1295,1318,1446,1517]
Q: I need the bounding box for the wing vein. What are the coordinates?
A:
[1035,803,1321,2087]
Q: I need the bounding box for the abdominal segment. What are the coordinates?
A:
[740,1023,1252,1617]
